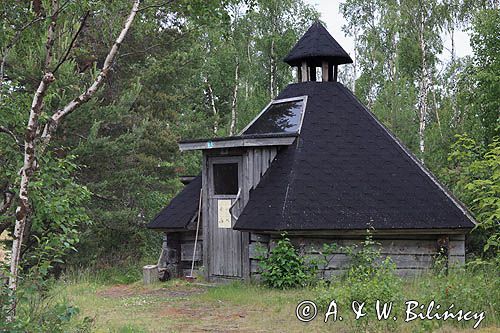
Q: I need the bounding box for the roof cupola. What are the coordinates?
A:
[284,21,352,82]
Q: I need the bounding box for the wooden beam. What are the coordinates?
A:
[322,61,329,82]
[301,61,308,82]
[179,136,297,151]
[233,228,471,236]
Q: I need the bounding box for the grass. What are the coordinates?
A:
[45,267,499,333]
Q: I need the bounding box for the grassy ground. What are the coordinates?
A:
[50,275,499,333]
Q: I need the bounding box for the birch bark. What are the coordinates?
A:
[417,1,430,163]
[229,61,239,136]
[8,0,140,318]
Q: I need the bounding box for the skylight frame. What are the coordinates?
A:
[238,95,308,136]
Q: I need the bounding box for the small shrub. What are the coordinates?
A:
[316,233,402,331]
[258,234,315,289]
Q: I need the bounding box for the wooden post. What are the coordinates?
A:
[157,233,180,281]
[333,65,338,82]
[328,64,334,82]
[301,61,308,82]
[309,66,316,81]
[297,66,302,82]
[322,61,329,82]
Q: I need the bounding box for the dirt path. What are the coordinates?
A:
[70,281,498,333]
[94,282,264,332]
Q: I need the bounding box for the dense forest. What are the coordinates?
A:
[0,0,498,329]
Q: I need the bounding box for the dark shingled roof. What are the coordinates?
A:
[147,175,201,230]
[233,82,476,232]
[284,21,353,67]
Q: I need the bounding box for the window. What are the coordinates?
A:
[213,163,239,195]
[242,97,306,135]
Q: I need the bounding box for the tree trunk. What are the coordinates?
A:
[8,0,140,319]
[229,61,239,136]
[353,29,358,92]
[9,72,55,299]
[205,79,218,135]
[417,2,429,163]
[450,26,459,125]
[269,38,276,98]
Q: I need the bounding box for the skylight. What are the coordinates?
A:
[242,96,307,135]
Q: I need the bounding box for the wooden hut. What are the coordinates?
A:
[147,22,475,281]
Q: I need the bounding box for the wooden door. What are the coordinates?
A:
[207,156,244,278]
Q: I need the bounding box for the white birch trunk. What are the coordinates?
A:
[9,72,54,311]
[229,62,239,136]
[417,3,429,163]
[269,38,276,98]
[205,79,218,135]
[8,0,140,318]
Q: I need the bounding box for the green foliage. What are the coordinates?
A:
[258,235,316,289]
[460,9,500,143]
[64,259,145,285]
[0,279,94,332]
[443,134,500,255]
[317,234,402,307]
[315,234,402,331]
[406,260,499,331]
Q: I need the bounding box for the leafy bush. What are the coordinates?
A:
[315,234,402,331]
[345,236,402,306]
[258,235,316,289]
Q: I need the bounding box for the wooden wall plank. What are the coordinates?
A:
[181,242,202,261]
[249,242,268,259]
[294,238,439,256]
[448,240,465,256]
[250,259,261,273]
[250,233,270,242]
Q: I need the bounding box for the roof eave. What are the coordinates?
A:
[179,134,297,151]
[284,55,353,67]
[232,227,473,235]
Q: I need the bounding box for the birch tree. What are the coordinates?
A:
[7,0,140,316]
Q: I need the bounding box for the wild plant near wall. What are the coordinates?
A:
[315,234,402,330]
[258,235,318,289]
[444,134,500,255]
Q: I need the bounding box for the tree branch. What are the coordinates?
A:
[40,0,141,151]
[52,11,90,74]
[44,0,60,71]
[0,126,22,148]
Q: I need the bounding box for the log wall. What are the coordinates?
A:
[159,231,204,278]
[249,234,466,278]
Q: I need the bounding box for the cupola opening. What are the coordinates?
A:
[284,21,352,83]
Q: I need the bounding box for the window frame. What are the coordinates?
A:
[208,156,242,199]
[238,95,308,136]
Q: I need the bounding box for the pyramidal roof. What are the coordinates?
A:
[233,82,476,232]
[284,21,353,66]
